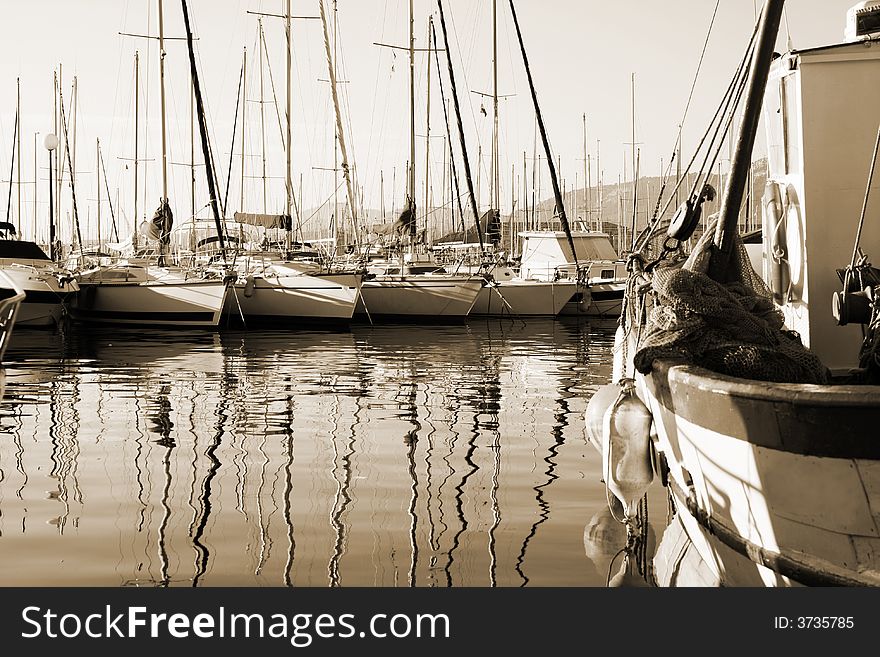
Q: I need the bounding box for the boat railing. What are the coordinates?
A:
[0,269,26,361]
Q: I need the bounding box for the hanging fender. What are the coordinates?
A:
[763,182,790,304]
[601,379,654,517]
[585,383,621,455]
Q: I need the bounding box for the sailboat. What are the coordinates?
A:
[219,3,362,325]
[587,0,880,586]
[428,0,577,318]
[0,81,79,328]
[71,1,230,328]
[358,0,484,320]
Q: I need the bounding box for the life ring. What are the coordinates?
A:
[763,182,790,303]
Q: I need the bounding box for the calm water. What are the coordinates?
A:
[0,317,656,587]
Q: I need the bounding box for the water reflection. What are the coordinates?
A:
[0,318,626,586]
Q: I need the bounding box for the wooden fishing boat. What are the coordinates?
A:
[587,0,880,587]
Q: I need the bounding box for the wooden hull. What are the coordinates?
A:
[357,275,483,318]
[224,271,361,322]
[640,358,880,587]
[470,279,576,316]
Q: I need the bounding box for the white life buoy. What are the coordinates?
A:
[763,182,790,304]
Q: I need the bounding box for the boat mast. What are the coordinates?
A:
[436,0,483,251]
[259,18,268,214]
[285,1,293,248]
[240,47,246,213]
[5,87,18,234]
[133,51,140,251]
[707,0,786,281]
[424,16,432,240]
[16,78,21,232]
[408,0,416,230]
[492,0,499,214]
[583,113,589,230]
[97,138,101,250]
[158,0,169,205]
[319,0,359,249]
[180,0,226,257]
[507,0,577,262]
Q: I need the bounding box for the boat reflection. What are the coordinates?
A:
[0,319,616,586]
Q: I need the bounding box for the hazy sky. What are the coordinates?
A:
[0,0,864,242]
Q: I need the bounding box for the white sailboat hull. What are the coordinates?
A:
[224,271,361,322]
[72,277,228,327]
[470,279,576,316]
[559,282,624,317]
[357,275,483,318]
[0,263,78,328]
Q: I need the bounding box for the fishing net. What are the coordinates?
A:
[632,218,830,384]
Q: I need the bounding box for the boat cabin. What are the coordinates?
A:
[762,13,880,372]
[517,230,625,282]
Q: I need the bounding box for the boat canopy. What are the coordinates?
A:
[234,212,292,231]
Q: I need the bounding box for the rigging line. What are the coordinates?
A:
[633,17,760,254]
[850,123,880,270]
[437,0,484,252]
[4,103,17,229]
[431,26,466,235]
[181,0,227,258]
[59,92,85,255]
[98,145,120,242]
[223,60,245,217]
[677,0,722,152]
[507,0,577,262]
[687,15,760,202]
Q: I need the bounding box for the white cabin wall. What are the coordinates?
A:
[798,45,880,371]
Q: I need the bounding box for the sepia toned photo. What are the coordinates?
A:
[0,0,877,597]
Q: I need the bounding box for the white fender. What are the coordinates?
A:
[601,380,654,517]
[585,383,621,455]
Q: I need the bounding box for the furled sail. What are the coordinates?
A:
[145,198,173,245]
[435,209,501,246]
[233,212,292,231]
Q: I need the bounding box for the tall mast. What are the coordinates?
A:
[190,81,195,228]
[424,16,432,234]
[408,0,416,220]
[260,18,268,213]
[33,131,38,241]
[319,0,359,245]
[97,138,101,249]
[597,138,602,231]
[180,0,225,256]
[158,0,169,203]
[708,0,786,280]
[133,51,140,250]
[492,0,499,212]
[436,0,482,249]
[507,0,577,261]
[16,78,21,231]
[6,82,19,233]
[583,113,588,228]
[240,47,246,212]
[286,1,293,244]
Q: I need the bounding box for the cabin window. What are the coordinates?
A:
[857,8,880,36]
[600,269,615,279]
